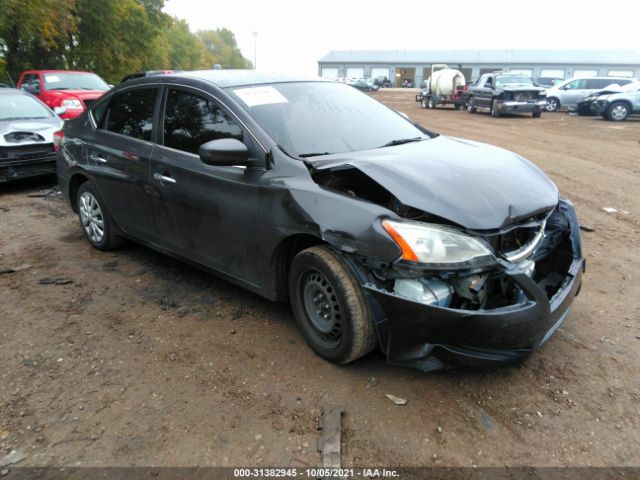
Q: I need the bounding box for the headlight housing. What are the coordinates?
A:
[61,99,83,109]
[382,219,496,269]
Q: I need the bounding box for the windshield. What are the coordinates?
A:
[228,82,427,157]
[43,72,110,91]
[0,93,52,121]
[495,75,533,87]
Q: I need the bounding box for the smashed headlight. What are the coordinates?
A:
[382,219,496,269]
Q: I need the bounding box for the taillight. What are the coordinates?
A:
[53,130,65,152]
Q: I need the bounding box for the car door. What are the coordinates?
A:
[148,85,267,286]
[84,86,160,242]
[477,75,493,108]
[561,79,588,106]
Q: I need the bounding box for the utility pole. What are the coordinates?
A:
[253,31,258,70]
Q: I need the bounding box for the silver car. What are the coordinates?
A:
[544,76,634,112]
[1,88,64,182]
[593,80,640,121]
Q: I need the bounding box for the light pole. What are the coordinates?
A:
[252,31,258,70]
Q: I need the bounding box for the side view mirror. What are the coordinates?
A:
[53,106,66,116]
[199,138,249,167]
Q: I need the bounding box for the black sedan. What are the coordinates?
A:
[56,71,584,371]
[350,79,379,92]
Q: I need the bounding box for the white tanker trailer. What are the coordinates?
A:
[415,64,467,109]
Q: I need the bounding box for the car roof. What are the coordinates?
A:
[172,70,329,88]
[23,70,95,74]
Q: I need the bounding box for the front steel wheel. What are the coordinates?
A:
[289,246,377,364]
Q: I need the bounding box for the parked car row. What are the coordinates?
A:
[415,69,639,121]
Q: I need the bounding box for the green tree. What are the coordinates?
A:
[197,29,253,69]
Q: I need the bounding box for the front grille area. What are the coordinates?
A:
[478,210,551,258]
[0,143,55,162]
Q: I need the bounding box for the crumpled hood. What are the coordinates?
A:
[312,135,559,230]
[0,117,63,146]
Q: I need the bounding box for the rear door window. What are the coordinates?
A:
[163,88,243,155]
[104,88,158,141]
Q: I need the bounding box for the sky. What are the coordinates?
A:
[164,0,640,76]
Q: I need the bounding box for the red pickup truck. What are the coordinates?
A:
[17,70,110,119]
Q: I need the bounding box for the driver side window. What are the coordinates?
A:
[163,88,243,155]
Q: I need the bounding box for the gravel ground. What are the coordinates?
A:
[1,90,639,469]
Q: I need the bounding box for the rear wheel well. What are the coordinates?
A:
[68,173,90,212]
[273,234,325,302]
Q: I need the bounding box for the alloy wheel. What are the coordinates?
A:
[610,104,628,121]
[79,191,105,244]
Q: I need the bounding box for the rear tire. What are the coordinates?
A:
[288,246,377,364]
[467,97,477,113]
[421,98,428,109]
[427,98,436,109]
[76,182,124,251]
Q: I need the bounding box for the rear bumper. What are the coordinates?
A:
[496,100,546,113]
[0,155,57,182]
[362,199,584,371]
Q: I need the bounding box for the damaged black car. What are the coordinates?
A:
[56,71,584,371]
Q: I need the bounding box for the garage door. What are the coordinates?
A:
[540,69,565,78]
[321,67,339,79]
[371,67,390,79]
[508,69,533,77]
[608,70,633,78]
[346,67,364,79]
[573,69,598,77]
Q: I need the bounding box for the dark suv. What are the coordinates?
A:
[56,71,584,372]
[466,73,547,117]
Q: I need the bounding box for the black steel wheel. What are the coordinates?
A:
[289,246,376,364]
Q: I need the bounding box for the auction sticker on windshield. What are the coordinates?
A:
[44,75,61,83]
[234,86,288,107]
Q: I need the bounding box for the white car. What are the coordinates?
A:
[544,76,635,112]
[0,88,64,182]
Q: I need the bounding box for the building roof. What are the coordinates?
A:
[319,50,640,66]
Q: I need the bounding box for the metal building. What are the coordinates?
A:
[318,50,640,87]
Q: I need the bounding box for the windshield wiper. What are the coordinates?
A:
[379,136,424,148]
[299,152,333,158]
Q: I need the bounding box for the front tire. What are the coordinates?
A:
[490,101,501,117]
[606,101,630,121]
[421,98,428,109]
[546,97,559,112]
[427,98,436,109]
[76,182,124,251]
[467,97,477,113]
[288,246,377,364]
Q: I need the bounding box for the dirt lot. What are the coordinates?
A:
[1,90,639,470]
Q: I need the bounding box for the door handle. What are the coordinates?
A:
[153,172,176,184]
[89,154,108,164]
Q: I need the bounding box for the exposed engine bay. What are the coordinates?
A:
[311,164,576,313]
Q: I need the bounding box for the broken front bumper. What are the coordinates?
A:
[496,100,547,113]
[361,200,584,371]
[0,154,57,182]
